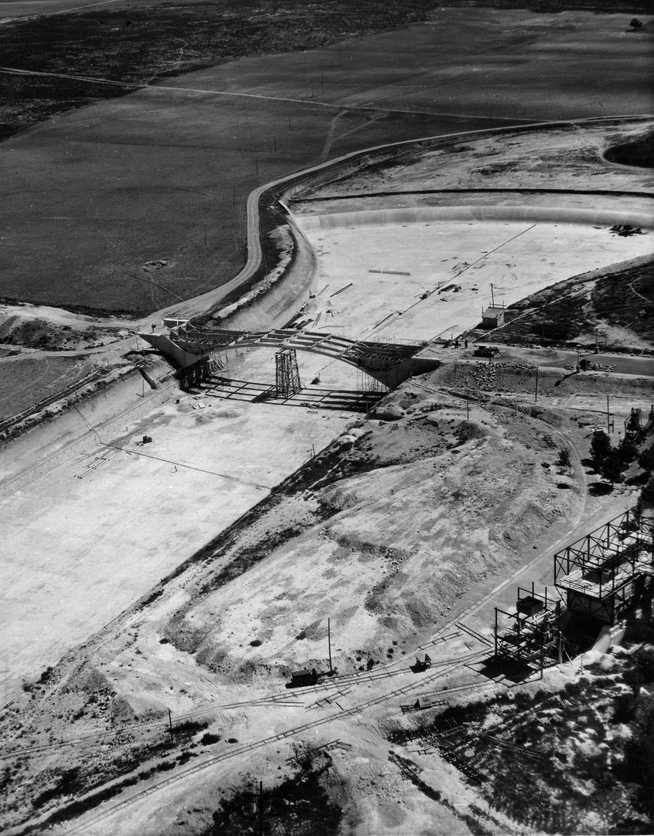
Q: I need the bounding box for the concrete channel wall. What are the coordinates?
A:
[212,221,318,333]
[296,205,654,232]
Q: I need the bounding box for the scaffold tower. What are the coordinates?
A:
[275,348,302,399]
[494,587,562,673]
[554,508,654,624]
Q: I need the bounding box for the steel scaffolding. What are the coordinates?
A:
[554,508,654,624]
[494,587,562,673]
[275,348,302,399]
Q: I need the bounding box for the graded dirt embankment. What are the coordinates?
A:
[0,383,586,833]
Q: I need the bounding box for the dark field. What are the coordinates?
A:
[0,5,651,315]
[0,0,439,142]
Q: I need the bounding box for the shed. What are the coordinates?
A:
[289,668,318,687]
[482,306,505,329]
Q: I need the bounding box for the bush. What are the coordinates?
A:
[602,449,625,485]
[634,647,654,683]
[612,693,637,724]
[638,447,654,473]
[591,430,612,465]
[558,447,572,468]
[640,476,654,508]
[622,668,645,695]
[173,719,209,736]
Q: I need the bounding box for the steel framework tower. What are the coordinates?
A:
[275,348,302,398]
[554,508,654,624]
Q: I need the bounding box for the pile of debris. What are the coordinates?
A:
[468,361,536,391]
[610,224,643,237]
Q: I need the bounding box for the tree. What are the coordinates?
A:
[629,18,643,29]
[640,476,654,508]
[602,449,623,486]
[591,430,612,467]
[638,446,654,473]
[618,437,639,465]
[558,447,571,468]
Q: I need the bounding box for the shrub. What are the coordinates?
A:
[558,447,572,468]
[638,447,654,473]
[173,719,209,736]
[640,475,654,508]
[591,430,612,465]
[634,647,654,683]
[622,668,645,696]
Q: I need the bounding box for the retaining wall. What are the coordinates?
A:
[296,205,654,232]
[213,221,318,333]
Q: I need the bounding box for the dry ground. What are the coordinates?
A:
[2,373,651,836]
[0,384,585,833]
[0,377,351,697]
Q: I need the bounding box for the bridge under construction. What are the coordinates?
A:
[141,325,442,390]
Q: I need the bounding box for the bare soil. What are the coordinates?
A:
[0,383,585,832]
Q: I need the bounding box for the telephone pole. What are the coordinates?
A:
[259,781,264,836]
[327,618,333,675]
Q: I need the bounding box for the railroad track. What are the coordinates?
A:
[0,639,479,762]
[0,693,303,762]
[42,654,486,835]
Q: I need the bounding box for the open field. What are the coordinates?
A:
[0,0,436,140]
[0,7,651,314]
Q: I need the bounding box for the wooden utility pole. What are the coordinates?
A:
[535,367,539,403]
[607,394,611,433]
[259,781,264,836]
[466,400,470,420]
[490,282,495,307]
[327,618,333,675]
[167,708,174,743]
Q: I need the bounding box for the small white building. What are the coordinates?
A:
[482,306,505,329]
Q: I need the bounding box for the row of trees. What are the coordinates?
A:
[590,430,640,484]
[590,429,654,505]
